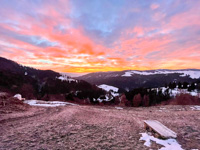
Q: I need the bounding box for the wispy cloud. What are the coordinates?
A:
[0,0,200,72]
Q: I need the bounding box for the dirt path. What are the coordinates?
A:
[0,105,200,150]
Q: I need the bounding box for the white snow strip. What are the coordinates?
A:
[98,84,119,92]
[122,72,133,77]
[115,107,123,110]
[111,92,119,97]
[97,94,111,102]
[24,100,77,107]
[190,106,200,111]
[98,84,119,97]
[57,74,77,83]
[100,109,109,112]
[140,132,183,150]
[122,70,200,79]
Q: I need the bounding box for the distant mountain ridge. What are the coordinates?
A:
[77,69,200,91]
[1,56,200,106]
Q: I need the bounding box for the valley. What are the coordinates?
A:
[1,1,200,149]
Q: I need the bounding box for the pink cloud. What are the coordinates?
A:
[150,3,160,10]
[1,0,200,72]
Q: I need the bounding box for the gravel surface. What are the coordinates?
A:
[0,105,200,150]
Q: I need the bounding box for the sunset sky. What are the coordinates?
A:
[0,0,200,73]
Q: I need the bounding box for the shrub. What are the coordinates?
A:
[169,94,200,105]
[132,94,142,107]
[143,95,150,107]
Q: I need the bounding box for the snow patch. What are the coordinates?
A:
[122,72,132,77]
[98,84,119,92]
[115,107,123,110]
[24,100,77,107]
[57,74,77,83]
[14,94,22,100]
[140,132,183,150]
[111,92,119,97]
[169,88,199,97]
[96,94,110,102]
[122,70,200,79]
[98,84,119,97]
[191,106,200,111]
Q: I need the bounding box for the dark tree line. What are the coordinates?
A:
[124,87,171,107]
[124,81,200,107]
[0,69,106,102]
[166,81,200,91]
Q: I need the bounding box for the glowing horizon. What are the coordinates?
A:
[0,0,200,73]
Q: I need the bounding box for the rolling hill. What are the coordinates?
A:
[0,57,105,102]
[77,69,200,91]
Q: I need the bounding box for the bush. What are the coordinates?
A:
[132,94,142,107]
[168,94,200,105]
[143,95,149,107]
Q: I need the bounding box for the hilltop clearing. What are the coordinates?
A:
[0,104,199,149]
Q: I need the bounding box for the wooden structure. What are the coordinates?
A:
[144,120,177,139]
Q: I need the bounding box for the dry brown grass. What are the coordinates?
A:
[0,94,30,114]
[0,104,200,149]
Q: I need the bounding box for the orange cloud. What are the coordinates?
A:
[1,0,200,73]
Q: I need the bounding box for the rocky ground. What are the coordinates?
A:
[0,104,200,150]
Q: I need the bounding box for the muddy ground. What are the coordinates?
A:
[0,105,200,150]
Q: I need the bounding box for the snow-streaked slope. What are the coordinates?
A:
[122,70,200,79]
[96,94,110,102]
[170,88,199,97]
[24,100,77,107]
[57,74,77,83]
[140,132,183,150]
[98,84,119,92]
[155,87,200,97]
[98,84,119,97]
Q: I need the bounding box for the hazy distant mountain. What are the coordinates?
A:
[77,69,200,91]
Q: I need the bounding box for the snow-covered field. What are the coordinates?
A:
[24,100,77,107]
[98,84,119,97]
[140,132,183,150]
[98,84,119,92]
[156,87,200,97]
[122,70,200,79]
